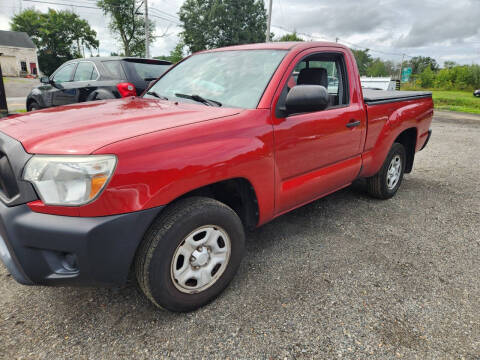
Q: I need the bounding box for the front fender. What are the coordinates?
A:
[29,110,277,225]
[27,89,47,108]
[95,110,276,223]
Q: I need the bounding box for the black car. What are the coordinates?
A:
[474,89,480,97]
[26,57,172,111]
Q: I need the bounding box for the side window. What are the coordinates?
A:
[74,62,98,81]
[277,52,349,117]
[53,63,76,83]
[308,61,339,96]
[102,61,126,79]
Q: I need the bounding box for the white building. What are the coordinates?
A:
[360,77,399,91]
[0,30,40,77]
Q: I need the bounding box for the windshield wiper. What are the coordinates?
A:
[175,93,222,107]
[146,91,168,100]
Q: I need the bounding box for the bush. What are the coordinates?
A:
[417,64,480,91]
[419,67,435,88]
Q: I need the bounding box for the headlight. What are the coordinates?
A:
[23,155,117,206]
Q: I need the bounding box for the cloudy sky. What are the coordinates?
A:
[1,0,479,66]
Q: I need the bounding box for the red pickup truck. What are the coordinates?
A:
[0,42,432,312]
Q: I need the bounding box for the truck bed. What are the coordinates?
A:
[363,89,432,105]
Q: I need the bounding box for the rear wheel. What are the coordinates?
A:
[366,142,406,199]
[135,197,245,312]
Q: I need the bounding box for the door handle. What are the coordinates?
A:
[346,120,361,128]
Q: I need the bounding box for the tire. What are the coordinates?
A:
[135,197,245,312]
[27,100,40,111]
[366,142,406,199]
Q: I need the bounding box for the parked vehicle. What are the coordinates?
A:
[474,89,480,97]
[0,42,433,312]
[26,57,172,111]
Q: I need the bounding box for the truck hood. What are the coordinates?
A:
[0,97,241,154]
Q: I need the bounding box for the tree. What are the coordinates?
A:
[277,32,304,42]
[418,67,435,88]
[179,0,267,53]
[11,8,99,75]
[97,0,155,57]
[408,56,439,74]
[154,42,185,63]
[168,42,185,63]
[443,61,457,69]
[350,49,373,76]
[366,58,395,77]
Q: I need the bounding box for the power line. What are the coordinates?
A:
[21,0,180,25]
[337,38,414,58]
[149,7,179,21]
[271,24,331,42]
[22,0,98,9]
[272,24,414,61]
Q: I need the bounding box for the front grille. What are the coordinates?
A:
[0,153,19,200]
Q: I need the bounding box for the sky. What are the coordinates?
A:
[0,0,479,66]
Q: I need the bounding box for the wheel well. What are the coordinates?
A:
[394,128,417,173]
[176,178,259,230]
[26,98,37,107]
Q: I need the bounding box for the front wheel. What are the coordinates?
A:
[366,142,406,199]
[135,197,245,312]
[27,100,40,111]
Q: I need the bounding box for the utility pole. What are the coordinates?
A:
[398,53,405,81]
[145,0,150,58]
[265,0,272,42]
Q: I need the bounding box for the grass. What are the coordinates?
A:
[401,86,480,115]
[430,90,480,114]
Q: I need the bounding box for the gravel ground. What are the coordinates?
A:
[1,112,479,359]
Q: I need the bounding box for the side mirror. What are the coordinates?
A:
[285,85,329,115]
[40,76,50,84]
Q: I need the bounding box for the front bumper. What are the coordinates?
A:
[0,202,163,286]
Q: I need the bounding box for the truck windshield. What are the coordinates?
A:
[145,50,287,109]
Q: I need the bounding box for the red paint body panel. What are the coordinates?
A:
[1,41,433,224]
[269,46,367,213]
[359,97,433,177]
[0,97,240,154]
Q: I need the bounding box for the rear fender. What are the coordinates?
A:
[360,102,428,178]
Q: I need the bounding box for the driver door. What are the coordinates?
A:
[51,62,78,106]
[273,49,366,214]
